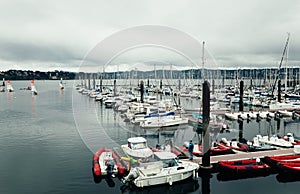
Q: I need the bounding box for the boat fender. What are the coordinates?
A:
[195,170,198,178]
[167,176,173,185]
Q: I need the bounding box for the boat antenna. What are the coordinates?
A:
[271,33,290,97]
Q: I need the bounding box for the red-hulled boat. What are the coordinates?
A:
[93,148,125,177]
[179,143,234,157]
[218,158,271,173]
[278,133,300,145]
[277,162,300,174]
[218,138,250,152]
[264,155,300,166]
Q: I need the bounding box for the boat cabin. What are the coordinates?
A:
[127,137,148,150]
[153,152,179,168]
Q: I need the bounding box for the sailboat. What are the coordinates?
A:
[7,80,14,92]
[59,78,64,90]
[31,80,38,95]
[0,78,5,92]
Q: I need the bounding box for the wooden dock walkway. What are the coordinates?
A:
[183,148,296,164]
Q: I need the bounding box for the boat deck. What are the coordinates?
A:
[182,148,295,164]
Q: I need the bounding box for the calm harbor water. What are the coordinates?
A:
[0,80,299,194]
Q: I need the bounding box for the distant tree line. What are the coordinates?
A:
[1,67,299,81]
[0,70,76,80]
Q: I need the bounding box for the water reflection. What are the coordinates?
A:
[216,172,272,182]
[122,178,199,194]
[276,173,300,183]
[31,96,35,113]
[200,172,212,194]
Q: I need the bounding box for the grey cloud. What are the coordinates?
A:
[0,0,300,71]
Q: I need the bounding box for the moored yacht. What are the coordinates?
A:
[123,151,199,187]
[121,137,153,159]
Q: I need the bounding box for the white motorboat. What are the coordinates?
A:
[269,102,300,110]
[257,111,269,119]
[255,135,293,148]
[104,98,114,108]
[278,110,293,117]
[121,137,153,159]
[144,96,158,104]
[132,111,174,125]
[123,151,199,187]
[225,112,247,120]
[224,112,239,120]
[95,94,103,101]
[140,115,188,128]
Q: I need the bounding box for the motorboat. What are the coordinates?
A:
[140,115,188,129]
[278,110,293,117]
[277,162,300,174]
[218,158,271,174]
[93,148,125,177]
[219,138,250,152]
[104,98,114,108]
[281,133,300,145]
[264,154,300,166]
[269,102,300,110]
[247,135,277,151]
[224,112,248,120]
[123,151,199,187]
[180,142,234,156]
[254,135,293,148]
[121,137,153,159]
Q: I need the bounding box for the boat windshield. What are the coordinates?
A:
[132,142,147,149]
[162,158,179,168]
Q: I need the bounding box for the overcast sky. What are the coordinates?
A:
[0,0,300,72]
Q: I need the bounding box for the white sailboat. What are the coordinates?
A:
[31,80,38,95]
[59,78,64,90]
[1,78,5,92]
[6,80,14,92]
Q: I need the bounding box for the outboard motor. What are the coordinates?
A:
[156,144,162,150]
[266,113,271,122]
[123,168,139,183]
[292,110,296,120]
[106,160,115,177]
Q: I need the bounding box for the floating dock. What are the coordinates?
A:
[182,148,295,164]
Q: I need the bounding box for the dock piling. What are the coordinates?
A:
[278,80,281,102]
[140,81,144,103]
[201,81,211,169]
[113,79,116,96]
[239,80,244,112]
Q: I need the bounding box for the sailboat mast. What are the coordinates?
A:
[285,32,290,92]
[271,33,290,97]
[202,41,205,82]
